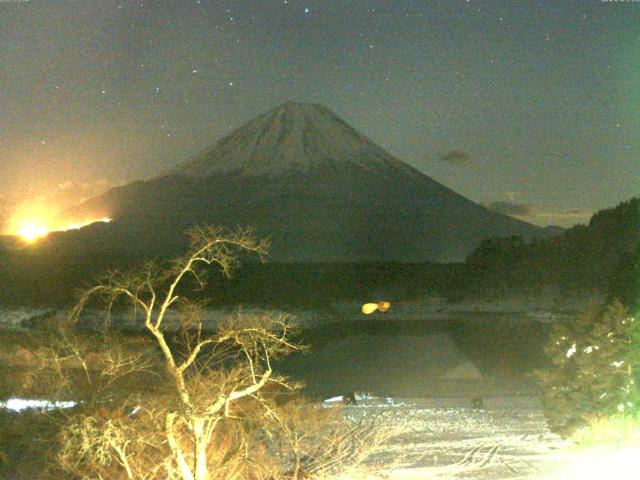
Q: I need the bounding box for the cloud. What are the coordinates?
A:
[483,201,534,217]
[535,209,592,223]
[441,150,472,165]
[483,199,593,227]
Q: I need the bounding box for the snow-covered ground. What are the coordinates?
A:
[335,395,618,480]
[3,394,633,479]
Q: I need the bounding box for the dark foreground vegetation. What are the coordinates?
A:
[535,299,640,436]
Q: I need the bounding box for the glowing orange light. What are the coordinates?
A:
[378,301,391,312]
[361,301,391,315]
[17,223,49,242]
[362,303,379,315]
[13,217,111,243]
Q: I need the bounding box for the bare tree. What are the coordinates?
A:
[4,226,403,479]
[63,226,306,480]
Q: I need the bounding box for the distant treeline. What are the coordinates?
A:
[0,247,467,308]
[0,197,637,308]
[199,262,466,308]
[460,197,640,305]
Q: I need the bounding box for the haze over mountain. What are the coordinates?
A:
[65,102,555,262]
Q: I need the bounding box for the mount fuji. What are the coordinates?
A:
[65,102,552,262]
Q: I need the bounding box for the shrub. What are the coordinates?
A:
[536,300,640,436]
[571,413,640,449]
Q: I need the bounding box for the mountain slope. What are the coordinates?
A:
[65,102,552,262]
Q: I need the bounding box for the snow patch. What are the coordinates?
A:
[1,398,76,412]
[173,102,416,178]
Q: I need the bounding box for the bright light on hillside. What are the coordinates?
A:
[17,223,49,242]
[14,217,111,243]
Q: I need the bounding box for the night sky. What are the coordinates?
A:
[1,0,638,231]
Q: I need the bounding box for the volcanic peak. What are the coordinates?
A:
[174,101,410,178]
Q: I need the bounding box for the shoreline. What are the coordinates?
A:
[0,297,590,330]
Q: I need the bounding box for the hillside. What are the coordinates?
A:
[462,197,640,301]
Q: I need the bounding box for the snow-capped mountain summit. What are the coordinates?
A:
[174,101,416,178]
[65,102,555,262]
